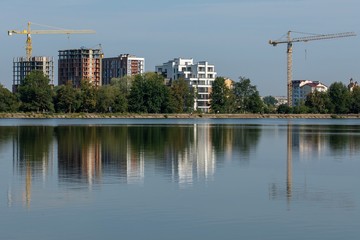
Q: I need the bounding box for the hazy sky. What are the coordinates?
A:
[0,0,358,96]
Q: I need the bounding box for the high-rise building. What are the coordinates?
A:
[12,56,54,93]
[102,54,145,85]
[155,58,216,112]
[58,48,103,87]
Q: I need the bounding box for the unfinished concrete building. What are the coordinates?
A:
[102,54,145,85]
[12,56,54,92]
[58,48,103,87]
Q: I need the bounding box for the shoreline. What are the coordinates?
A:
[1,113,360,119]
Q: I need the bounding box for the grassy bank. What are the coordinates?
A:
[1,112,360,119]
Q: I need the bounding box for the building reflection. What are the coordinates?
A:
[57,127,102,188]
[175,124,216,187]
[6,123,359,209]
[6,124,263,203]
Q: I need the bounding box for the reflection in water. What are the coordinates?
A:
[57,127,102,188]
[270,124,358,209]
[287,124,292,203]
[2,122,359,209]
[11,127,55,208]
[3,124,262,208]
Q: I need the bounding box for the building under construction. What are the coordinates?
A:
[102,54,145,85]
[12,56,54,92]
[58,48,103,87]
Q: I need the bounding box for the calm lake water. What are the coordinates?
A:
[0,118,359,240]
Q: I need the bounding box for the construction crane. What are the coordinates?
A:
[8,22,96,59]
[269,31,356,106]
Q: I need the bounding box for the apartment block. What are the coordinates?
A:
[292,80,328,106]
[155,58,216,112]
[58,48,103,87]
[102,54,145,85]
[12,56,54,92]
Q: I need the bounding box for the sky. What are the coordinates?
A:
[0,0,359,96]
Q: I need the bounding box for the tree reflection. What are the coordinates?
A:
[13,126,54,208]
[327,125,360,154]
[56,126,103,186]
[0,126,16,150]
[14,126,54,169]
[211,124,261,163]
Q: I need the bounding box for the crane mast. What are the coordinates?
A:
[269,31,356,106]
[8,22,96,59]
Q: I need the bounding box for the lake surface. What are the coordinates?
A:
[0,118,359,240]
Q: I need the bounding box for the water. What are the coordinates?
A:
[0,118,359,240]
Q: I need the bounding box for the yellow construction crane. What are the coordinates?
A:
[8,22,96,59]
[269,31,356,106]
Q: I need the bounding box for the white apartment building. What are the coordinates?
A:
[292,80,328,106]
[155,58,216,112]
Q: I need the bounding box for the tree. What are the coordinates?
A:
[96,85,127,113]
[210,77,235,113]
[111,76,134,96]
[262,95,278,113]
[128,73,170,113]
[17,71,54,112]
[245,91,264,113]
[54,81,80,113]
[277,104,292,114]
[78,80,97,113]
[328,82,351,114]
[170,78,194,113]
[0,84,19,112]
[305,91,331,114]
[263,96,278,106]
[350,86,360,113]
[233,77,263,113]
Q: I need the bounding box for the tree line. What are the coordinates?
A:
[209,77,360,114]
[0,71,194,114]
[0,70,359,114]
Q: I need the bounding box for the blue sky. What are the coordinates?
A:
[0,0,359,96]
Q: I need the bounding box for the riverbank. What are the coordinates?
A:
[1,112,360,119]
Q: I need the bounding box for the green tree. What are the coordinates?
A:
[233,77,262,113]
[54,81,80,113]
[128,73,170,113]
[350,86,360,113]
[170,78,194,113]
[262,95,278,113]
[292,102,309,114]
[210,77,235,113]
[277,104,292,114]
[0,84,19,112]
[328,82,351,114]
[97,85,127,113]
[18,71,54,112]
[245,91,264,113]
[263,96,278,106]
[305,91,331,113]
[79,80,97,113]
[111,76,134,95]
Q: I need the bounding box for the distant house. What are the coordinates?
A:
[292,80,328,106]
